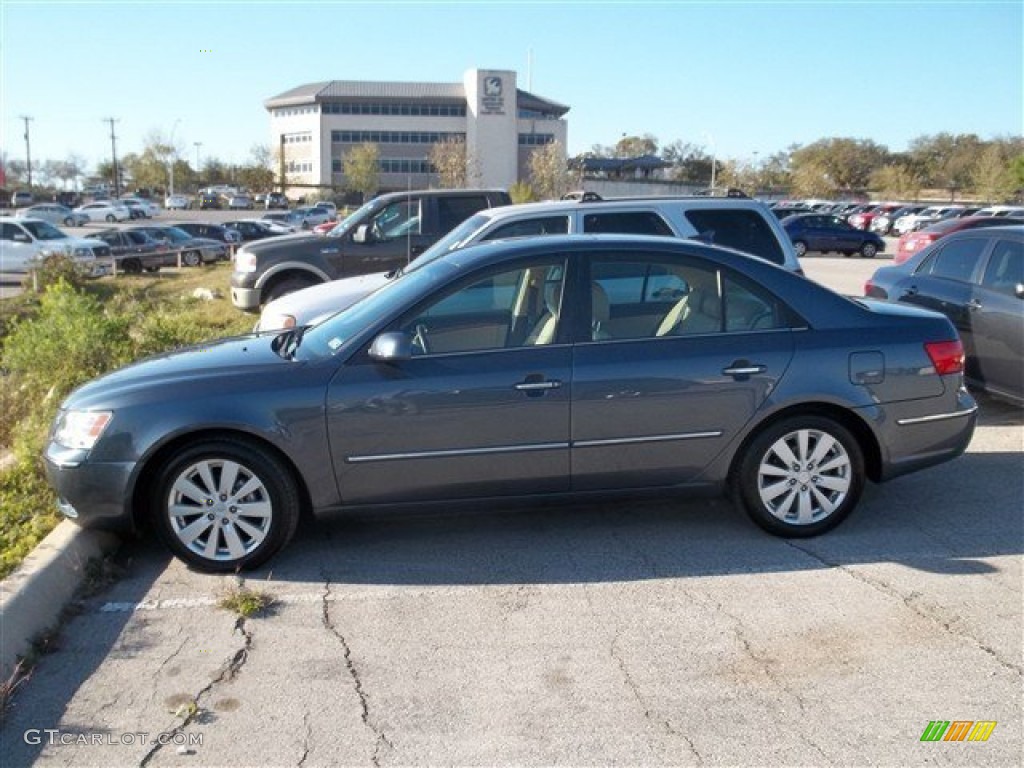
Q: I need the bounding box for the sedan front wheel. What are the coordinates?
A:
[152,439,300,571]
[860,242,878,258]
[736,416,864,537]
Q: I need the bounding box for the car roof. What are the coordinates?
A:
[470,195,774,223]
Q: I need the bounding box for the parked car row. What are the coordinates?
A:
[0,216,112,279]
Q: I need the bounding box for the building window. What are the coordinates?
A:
[321,101,467,117]
[378,158,435,174]
[518,133,556,146]
[331,130,465,145]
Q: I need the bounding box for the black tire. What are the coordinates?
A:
[64,217,75,226]
[106,214,116,223]
[793,240,808,258]
[182,250,202,267]
[735,415,864,538]
[860,242,878,258]
[264,275,317,304]
[122,258,142,274]
[151,438,301,572]
[144,266,160,273]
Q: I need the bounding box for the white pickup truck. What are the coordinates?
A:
[0,217,111,282]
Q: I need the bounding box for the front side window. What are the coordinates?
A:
[920,237,987,283]
[398,261,566,355]
[20,221,65,240]
[980,239,1023,296]
[371,200,421,239]
[436,196,488,233]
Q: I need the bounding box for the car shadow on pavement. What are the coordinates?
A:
[239,447,1022,588]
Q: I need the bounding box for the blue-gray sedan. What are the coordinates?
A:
[45,235,977,571]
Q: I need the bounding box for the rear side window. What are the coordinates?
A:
[980,239,1023,296]
[583,211,673,236]
[685,209,786,265]
[920,238,987,283]
[436,195,489,232]
[483,216,569,240]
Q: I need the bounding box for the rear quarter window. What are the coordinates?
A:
[685,209,786,265]
[582,211,673,236]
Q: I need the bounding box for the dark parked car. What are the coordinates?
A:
[866,226,1023,405]
[782,213,886,258]
[45,235,976,571]
[130,225,226,266]
[770,205,813,219]
[265,192,289,210]
[894,216,1024,264]
[223,219,284,242]
[91,229,173,273]
[199,193,222,210]
[172,221,242,245]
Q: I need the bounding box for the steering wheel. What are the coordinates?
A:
[412,323,431,355]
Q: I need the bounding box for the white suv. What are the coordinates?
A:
[256,195,800,331]
[0,217,111,281]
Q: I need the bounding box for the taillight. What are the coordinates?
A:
[864,279,885,298]
[924,340,965,375]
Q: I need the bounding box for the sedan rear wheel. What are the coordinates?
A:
[182,250,202,267]
[152,439,300,571]
[860,242,878,258]
[793,240,808,258]
[106,214,116,222]
[737,416,864,537]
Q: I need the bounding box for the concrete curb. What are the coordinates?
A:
[0,521,120,681]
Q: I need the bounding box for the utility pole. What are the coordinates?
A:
[103,117,120,197]
[194,142,202,190]
[18,115,33,192]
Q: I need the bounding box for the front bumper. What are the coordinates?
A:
[44,443,136,530]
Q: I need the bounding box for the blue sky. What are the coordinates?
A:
[2,0,1021,175]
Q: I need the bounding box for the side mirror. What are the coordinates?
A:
[368,332,412,362]
[352,224,372,244]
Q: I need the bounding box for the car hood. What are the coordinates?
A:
[256,271,391,331]
[64,334,294,410]
[241,232,318,254]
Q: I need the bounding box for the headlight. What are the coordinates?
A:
[235,251,258,272]
[53,410,113,450]
[258,313,296,332]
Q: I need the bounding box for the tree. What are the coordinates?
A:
[429,136,470,188]
[237,144,274,192]
[789,138,890,197]
[343,143,380,202]
[870,164,923,200]
[971,144,1015,203]
[907,133,984,199]
[528,140,571,200]
[614,134,658,158]
[660,140,714,185]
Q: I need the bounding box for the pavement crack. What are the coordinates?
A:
[297,709,312,767]
[320,575,392,767]
[784,540,1022,676]
[138,617,254,768]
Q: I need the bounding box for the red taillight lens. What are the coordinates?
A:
[925,340,965,375]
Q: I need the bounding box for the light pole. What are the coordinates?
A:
[194,142,202,190]
[168,119,181,196]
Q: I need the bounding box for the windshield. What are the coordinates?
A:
[154,227,191,242]
[21,221,68,240]
[326,198,380,239]
[396,213,489,276]
[295,259,457,360]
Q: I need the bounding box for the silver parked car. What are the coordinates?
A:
[16,204,89,227]
[45,235,976,572]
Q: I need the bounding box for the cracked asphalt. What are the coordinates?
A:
[1,257,1021,767]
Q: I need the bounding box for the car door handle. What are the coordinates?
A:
[905,285,919,296]
[320,247,340,254]
[966,299,983,311]
[722,361,766,378]
[514,379,562,391]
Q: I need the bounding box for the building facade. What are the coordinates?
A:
[265,69,569,195]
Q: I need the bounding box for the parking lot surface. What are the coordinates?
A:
[1,252,1021,767]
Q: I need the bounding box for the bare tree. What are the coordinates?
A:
[528,141,571,201]
[429,136,469,188]
[343,143,380,202]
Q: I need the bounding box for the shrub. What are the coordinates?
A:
[508,181,537,204]
[0,458,60,580]
[22,253,89,293]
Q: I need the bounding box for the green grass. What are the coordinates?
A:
[0,261,256,580]
[218,586,275,618]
